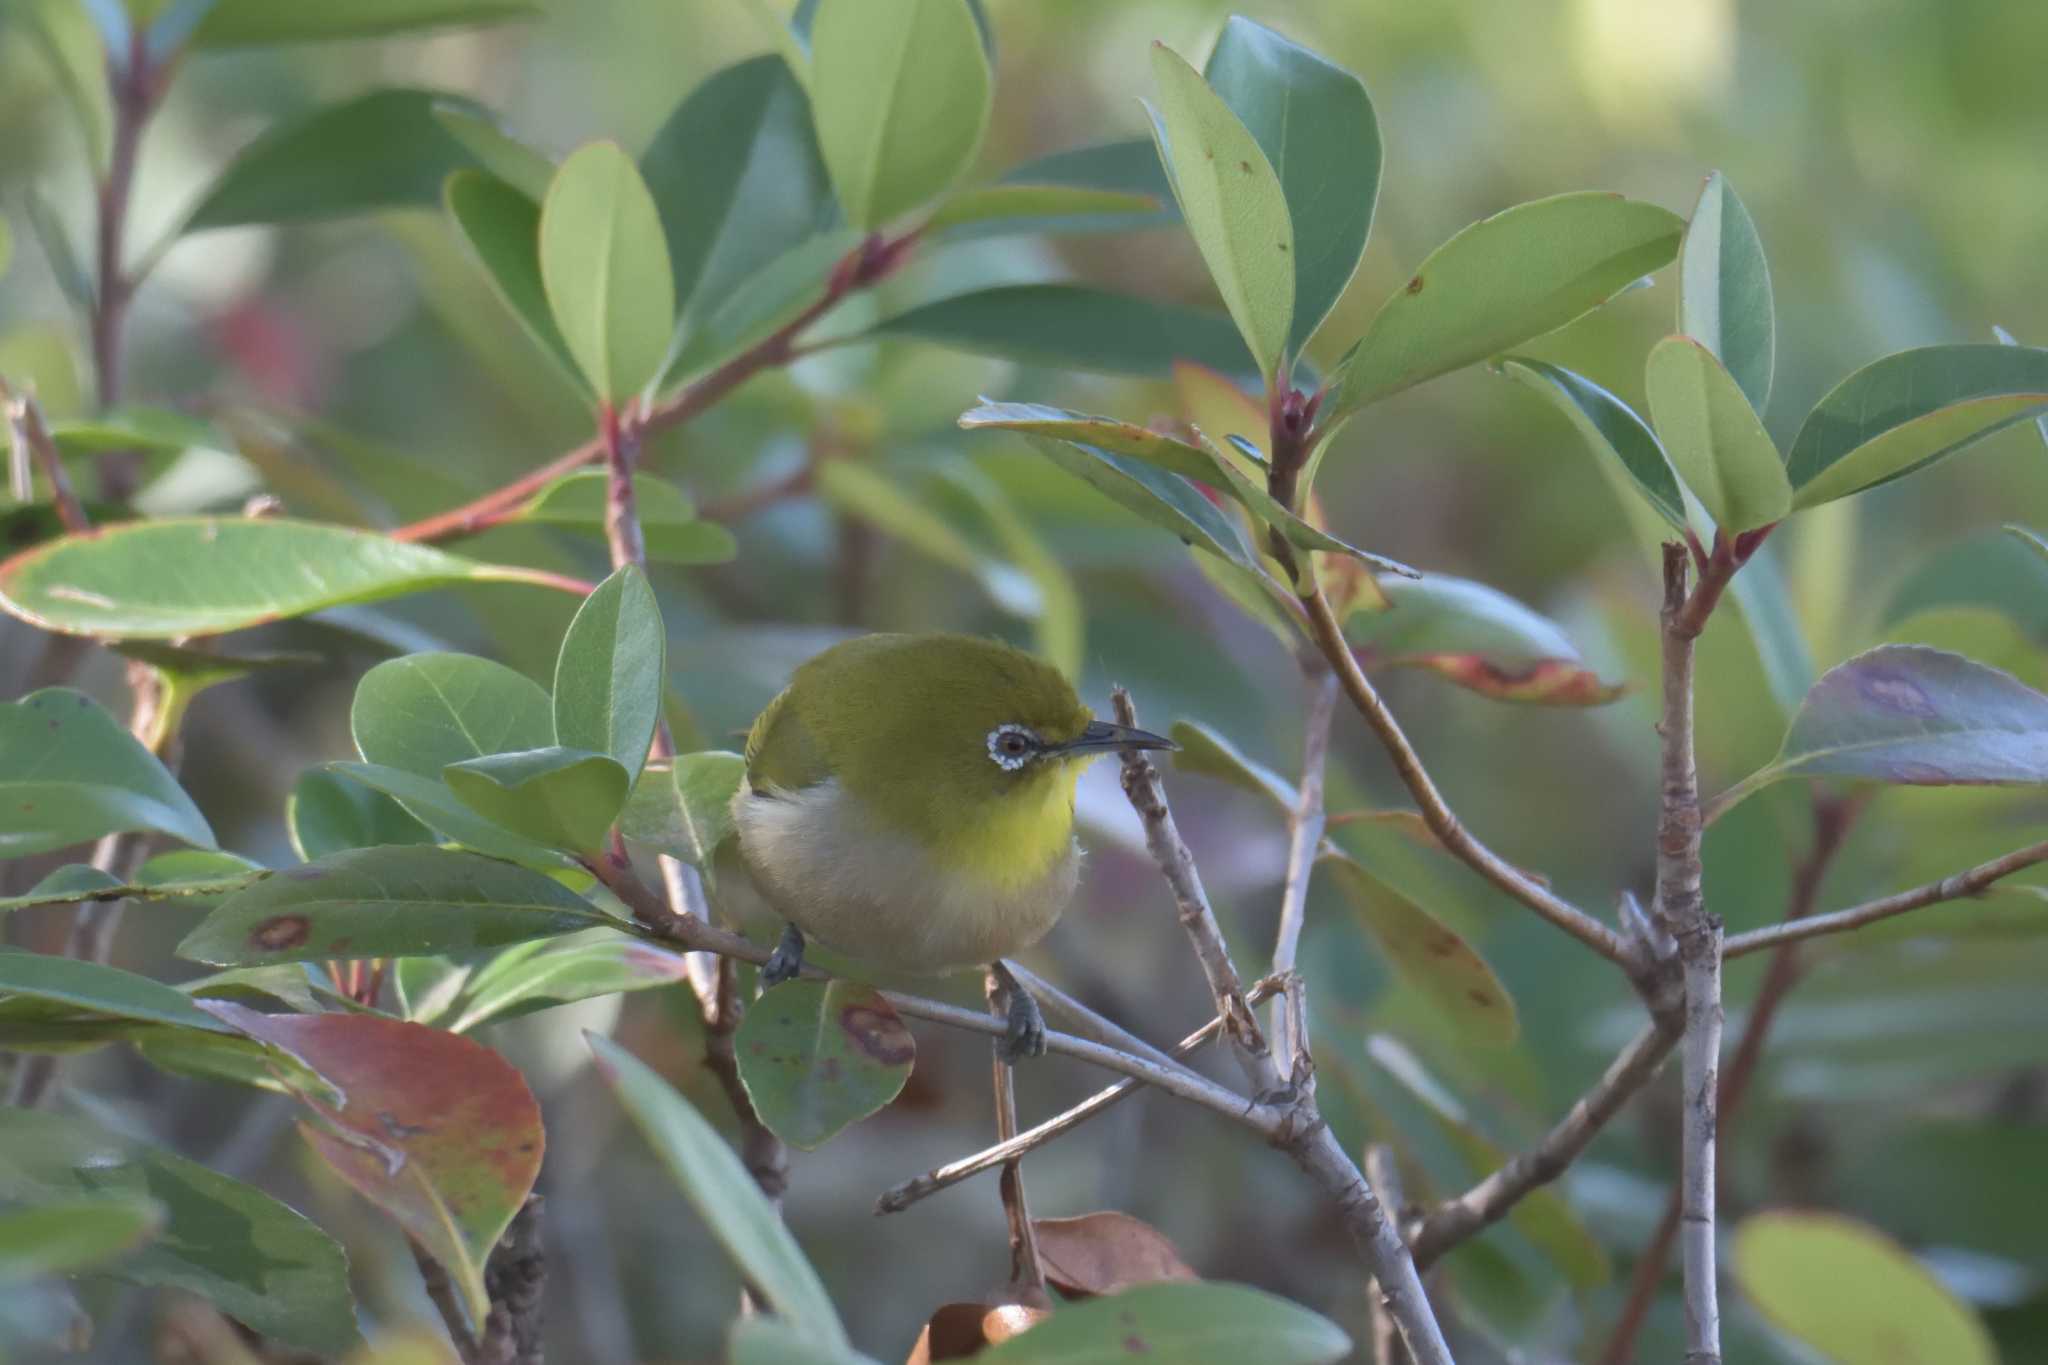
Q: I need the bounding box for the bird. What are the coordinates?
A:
[729,632,1173,1062]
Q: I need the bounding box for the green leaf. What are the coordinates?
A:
[349,652,566,862]
[444,746,629,855]
[1204,16,1379,356]
[1711,644,2048,821]
[1680,171,1774,414]
[1733,1211,1997,1365]
[186,89,488,230]
[924,184,1162,235]
[432,105,553,200]
[0,215,12,283]
[1500,358,1687,530]
[810,0,991,230]
[735,980,914,1150]
[46,406,223,463]
[1351,574,1625,706]
[1644,335,1790,533]
[983,138,1177,236]
[1726,539,1816,721]
[666,228,861,382]
[538,142,676,403]
[16,0,112,172]
[922,464,1085,679]
[641,54,833,325]
[872,284,1257,381]
[1335,193,1685,415]
[1169,720,1296,810]
[617,752,746,871]
[1323,853,1517,1045]
[177,845,611,967]
[587,1034,848,1347]
[446,935,693,1033]
[0,519,558,639]
[554,565,665,784]
[815,461,1035,611]
[1993,324,2048,450]
[0,860,259,914]
[730,1318,884,1365]
[0,1109,360,1354]
[975,1281,1350,1364]
[0,688,213,856]
[196,1003,542,1334]
[286,767,433,861]
[515,469,737,564]
[1146,42,1294,377]
[24,189,91,312]
[0,1196,162,1281]
[444,169,583,389]
[192,0,531,44]
[0,950,229,1035]
[1787,343,2048,508]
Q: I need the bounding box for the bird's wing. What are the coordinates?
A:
[743,683,830,794]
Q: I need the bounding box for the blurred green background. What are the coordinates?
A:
[4,0,2048,1361]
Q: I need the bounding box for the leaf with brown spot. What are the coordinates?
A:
[907,1301,1050,1363]
[1383,653,1626,706]
[1348,574,1625,707]
[1033,1211,1199,1298]
[1322,852,1517,1046]
[735,979,914,1150]
[195,1002,543,1332]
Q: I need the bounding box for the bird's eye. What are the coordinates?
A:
[987,724,1040,771]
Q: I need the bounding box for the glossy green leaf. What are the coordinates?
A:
[958,400,1415,587]
[1335,193,1684,415]
[811,0,991,229]
[587,1034,848,1347]
[873,284,1257,381]
[0,1196,162,1281]
[192,0,533,45]
[1787,343,2048,508]
[924,184,1161,235]
[286,767,433,860]
[554,565,665,784]
[177,845,610,967]
[730,1318,884,1365]
[1146,42,1294,376]
[198,1003,543,1333]
[663,226,861,382]
[923,464,1085,679]
[617,752,746,872]
[0,1109,359,1353]
[1323,853,1517,1045]
[0,859,259,914]
[513,468,737,564]
[1501,358,1687,530]
[641,54,833,325]
[444,746,629,854]
[444,169,582,388]
[1680,172,1774,413]
[447,935,693,1033]
[1169,719,1296,810]
[976,1281,1349,1364]
[0,519,557,639]
[538,142,676,402]
[16,0,111,171]
[0,688,213,856]
[1992,324,2048,450]
[816,461,1042,617]
[1733,1211,1996,1365]
[186,89,488,230]
[325,762,564,869]
[432,105,553,200]
[24,189,91,312]
[980,138,1178,236]
[1726,539,1816,720]
[1711,644,2048,820]
[1352,574,1625,705]
[1645,335,1790,533]
[0,950,228,1035]
[1204,16,1379,356]
[47,407,222,462]
[736,980,914,1150]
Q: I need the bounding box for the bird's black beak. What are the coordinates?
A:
[1059,719,1177,756]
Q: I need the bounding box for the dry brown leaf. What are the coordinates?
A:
[1032,1211,1199,1299]
[906,1302,1050,1363]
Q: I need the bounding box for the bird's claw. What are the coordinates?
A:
[762,924,805,989]
[998,987,1047,1063]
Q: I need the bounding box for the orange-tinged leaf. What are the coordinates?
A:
[1383,653,1627,706]
[907,1301,1050,1363]
[1033,1211,1199,1298]
[197,1002,543,1330]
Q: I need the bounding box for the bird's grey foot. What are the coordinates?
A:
[762,924,806,988]
[991,961,1046,1063]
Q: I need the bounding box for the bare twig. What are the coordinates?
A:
[1273,666,1337,1064]
[1,381,88,531]
[873,976,1286,1215]
[598,402,645,569]
[986,971,1048,1303]
[1364,1145,1412,1365]
[1300,583,1629,965]
[1654,543,1722,1365]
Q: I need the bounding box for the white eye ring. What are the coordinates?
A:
[987,723,1039,771]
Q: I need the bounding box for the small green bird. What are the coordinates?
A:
[731,633,1173,1061]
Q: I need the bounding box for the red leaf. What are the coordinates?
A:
[197,1002,543,1329]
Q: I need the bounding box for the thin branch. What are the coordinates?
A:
[390,232,912,546]
[1364,1145,1412,1365]
[873,976,1287,1216]
[986,971,1048,1303]
[1300,582,1629,965]
[1,381,89,531]
[1655,543,1722,1365]
[1721,837,2048,957]
[1272,666,1337,1064]
[598,402,645,569]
